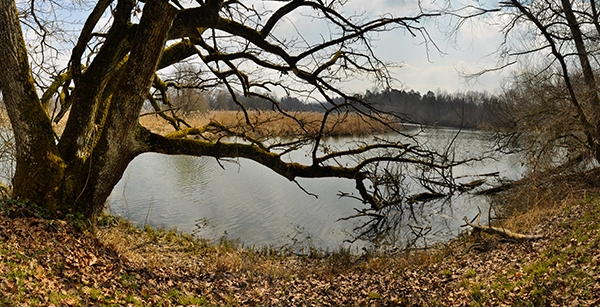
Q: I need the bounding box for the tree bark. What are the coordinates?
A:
[0,0,177,217]
[0,0,66,213]
[58,0,135,163]
[560,0,600,160]
[69,0,179,217]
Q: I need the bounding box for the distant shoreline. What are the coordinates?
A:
[139,110,403,138]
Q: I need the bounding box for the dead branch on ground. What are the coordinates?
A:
[462,213,545,241]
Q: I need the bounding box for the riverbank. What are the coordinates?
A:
[0,171,599,306]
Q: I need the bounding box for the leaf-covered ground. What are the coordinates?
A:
[0,192,599,306]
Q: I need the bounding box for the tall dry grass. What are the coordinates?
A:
[488,168,600,233]
[140,110,400,138]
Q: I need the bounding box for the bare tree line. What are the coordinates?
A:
[163,83,501,130]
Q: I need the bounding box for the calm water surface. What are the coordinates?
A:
[107,128,525,251]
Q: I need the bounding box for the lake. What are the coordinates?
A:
[106,128,526,252]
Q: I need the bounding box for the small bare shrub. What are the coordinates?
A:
[489,168,600,232]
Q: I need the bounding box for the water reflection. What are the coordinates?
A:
[107,129,525,252]
[108,153,367,250]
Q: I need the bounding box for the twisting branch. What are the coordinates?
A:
[150,74,192,130]
[68,0,113,84]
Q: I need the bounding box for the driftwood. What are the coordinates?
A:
[474,181,516,195]
[408,192,446,203]
[458,178,487,192]
[462,214,545,241]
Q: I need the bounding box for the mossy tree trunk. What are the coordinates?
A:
[0,0,66,212]
[68,1,179,217]
[0,0,178,217]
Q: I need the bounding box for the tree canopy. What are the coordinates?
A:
[477,0,600,168]
[0,0,465,227]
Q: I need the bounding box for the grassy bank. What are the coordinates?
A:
[0,171,599,306]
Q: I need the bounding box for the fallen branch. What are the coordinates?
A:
[474,181,516,195]
[408,192,446,203]
[462,214,545,241]
[458,178,487,192]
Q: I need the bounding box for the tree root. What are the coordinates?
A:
[462,214,545,241]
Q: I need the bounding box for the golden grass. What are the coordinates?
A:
[488,168,600,233]
[0,108,396,139]
[139,110,399,138]
[95,211,468,284]
[95,217,357,286]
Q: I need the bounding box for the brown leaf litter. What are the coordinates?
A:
[0,193,598,306]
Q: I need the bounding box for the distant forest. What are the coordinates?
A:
[172,88,500,129]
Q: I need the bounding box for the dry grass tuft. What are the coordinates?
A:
[96,218,312,281]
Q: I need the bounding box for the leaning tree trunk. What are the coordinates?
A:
[0,0,67,213]
[0,0,177,218]
[66,0,179,217]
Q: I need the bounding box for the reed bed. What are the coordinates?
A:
[139,110,400,138]
[0,108,396,139]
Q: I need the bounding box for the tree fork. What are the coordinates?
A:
[72,0,180,217]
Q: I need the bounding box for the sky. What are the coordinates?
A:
[23,0,511,95]
[251,0,510,95]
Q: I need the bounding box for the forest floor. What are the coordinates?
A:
[0,170,599,306]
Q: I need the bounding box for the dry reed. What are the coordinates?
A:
[139,110,399,138]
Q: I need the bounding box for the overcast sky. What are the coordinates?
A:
[252,0,510,95]
[160,0,510,95]
[373,16,509,94]
[25,0,509,95]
